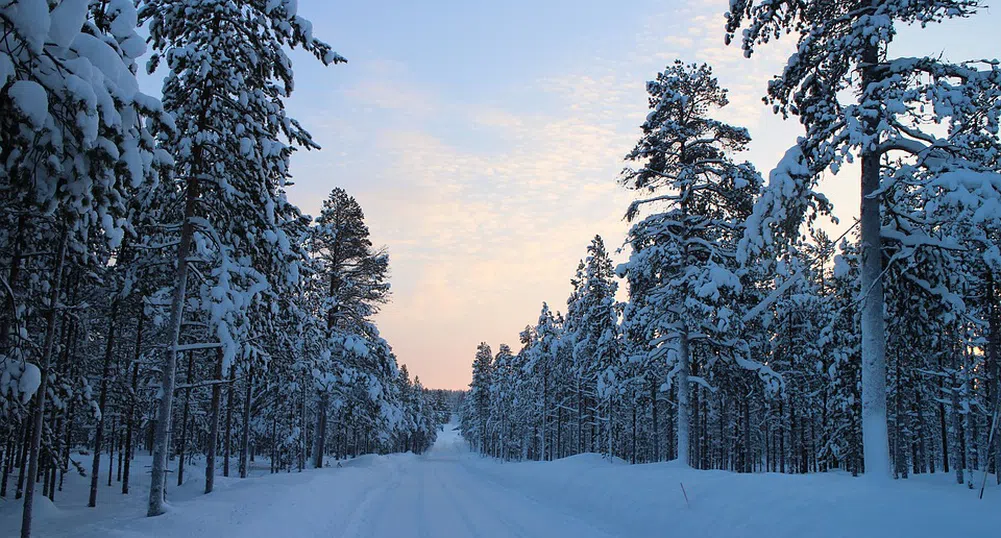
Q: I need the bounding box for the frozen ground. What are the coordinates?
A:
[2,423,1000,537]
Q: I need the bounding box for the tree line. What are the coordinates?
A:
[460,0,1001,488]
[0,2,447,537]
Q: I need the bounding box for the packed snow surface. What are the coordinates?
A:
[2,422,999,537]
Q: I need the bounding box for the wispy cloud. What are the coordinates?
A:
[287,2,805,389]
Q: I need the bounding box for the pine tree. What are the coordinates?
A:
[465,343,493,453]
[308,187,389,467]
[727,0,1001,478]
[620,61,766,466]
[138,0,343,515]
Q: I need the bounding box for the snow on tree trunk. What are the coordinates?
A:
[177,351,195,487]
[677,330,691,468]
[148,183,198,517]
[859,41,890,480]
[224,366,234,477]
[21,229,67,538]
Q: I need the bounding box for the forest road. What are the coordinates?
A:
[336,426,617,538]
[43,423,621,538]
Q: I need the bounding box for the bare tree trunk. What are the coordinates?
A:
[116,419,124,483]
[123,308,143,495]
[89,300,119,507]
[148,181,199,517]
[987,270,1001,484]
[557,401,563,460]
[224,365,234,477]
[177,351,195,487]
[677,330,691,467]
[650,381,659,463]
[205,349,224,493]
[915,386,929,474]
[577,380,583,455]
[951,368,965,485]
[1,427,15,496]
[299,379,307,472]
[270,414,278,473]
[631,401,637,464]
[239,366,254,479]
[21,229,68,538]
[59,398,74,493]
[939,373,950,473]
[312,391,328,469]
[107,417,116,487]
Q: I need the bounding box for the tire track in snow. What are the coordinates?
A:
[437,462,532,538]
[334,461,403,538]
[454,459,620,538]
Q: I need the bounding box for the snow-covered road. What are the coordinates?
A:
[334,428,613,538]
[19,425,615,538]
[6,422,1001,538]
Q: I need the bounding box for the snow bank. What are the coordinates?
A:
[463,453,1000,538]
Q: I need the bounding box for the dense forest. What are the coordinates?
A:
[3,0,1001,537]
[0,2,447,537]
[460,0,1001,488]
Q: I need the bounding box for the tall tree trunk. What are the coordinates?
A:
[859,39,890,480]
[577,381,583,455]
[108,418,117,487]
[58,279,81,496]
[651,381,659,462]
[915,386,931,474]
[224,365,234,477]
[59,400,74,493]
[116,419,124,483]
[939,374,950,473]
[123,308,143,495]
[148,181,199,517]
[987,270,1001,484]
[15,421,32,498]
[893,353,906,479]
[239,366,254,479]
[299,379,307,472]
[21,228,68,538]
[1,426,16,497]
[177,351,195,487]
[312,391,328,469]
[744,398,753,473]
[951,369,965,485]
[666,384,675,461]
[556,401,563,460]
[677,329,691,467]
[205,349,224,493]
[89,300,120,507]
[631,402,637,464]
[542,372,548,461]
[779,399,786,473]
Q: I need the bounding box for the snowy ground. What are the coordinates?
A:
[2,424,1000,537]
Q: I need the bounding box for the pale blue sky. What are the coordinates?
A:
[143,1,1001,389]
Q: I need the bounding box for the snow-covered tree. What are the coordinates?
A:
[1,1,167,534]
[728,0,1001,478]
[137,0,344,515]
[619,61,767,466]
